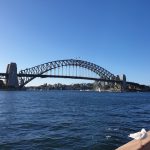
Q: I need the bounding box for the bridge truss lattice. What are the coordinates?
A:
[18,59,116,87]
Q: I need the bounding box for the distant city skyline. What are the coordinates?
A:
[0,0,150,86]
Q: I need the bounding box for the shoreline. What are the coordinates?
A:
[0,88,150,92]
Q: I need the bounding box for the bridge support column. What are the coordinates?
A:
[6,63,19,88]
[119,74,126,92]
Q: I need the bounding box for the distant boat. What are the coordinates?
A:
[98,88,101,92]
[85,89,90,91]
[96,88,101,92]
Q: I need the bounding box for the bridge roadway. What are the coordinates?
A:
[18,74,122,83]
[18,74,147,87]
[0,72,134,85]
[0,73,8,79]
[0,73,8,76]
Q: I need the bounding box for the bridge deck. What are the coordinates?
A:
[17,74,122,83]
[0,72,147,87]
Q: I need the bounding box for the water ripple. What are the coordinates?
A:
[0,91,150,149]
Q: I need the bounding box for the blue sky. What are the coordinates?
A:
[0,0,150,85]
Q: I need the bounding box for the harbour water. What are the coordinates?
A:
[0,91,150,150]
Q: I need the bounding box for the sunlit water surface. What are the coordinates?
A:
[0,91,150,150]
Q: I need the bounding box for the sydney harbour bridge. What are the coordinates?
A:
[0,59,148,91]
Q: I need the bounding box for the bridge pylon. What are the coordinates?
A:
[6,63,19,88]
[119,74,126,91]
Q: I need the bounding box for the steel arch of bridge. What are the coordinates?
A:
[18,59,116,87]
